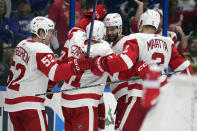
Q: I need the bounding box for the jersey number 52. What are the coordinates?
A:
[7,61,26,91]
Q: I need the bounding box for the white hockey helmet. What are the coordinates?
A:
[30,16,55,39]
[104,13,122,27]
[138,9,160,32]
[86,20,106,41]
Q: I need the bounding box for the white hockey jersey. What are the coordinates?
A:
[4,39,75,112]
[108,36,130,100]
[60,29,113,108]
[106,33,191,97]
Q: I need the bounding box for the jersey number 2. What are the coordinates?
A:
[7,61,26,91]
[152,52,164,65]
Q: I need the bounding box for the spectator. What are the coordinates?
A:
[130,0,148,34]
[168,0,197,33]
[10,1,33,46]
[4,0,11,18]
[48,0,83,49]
[0,0,14,48]
[0,43,6,85]
[10,0,18,16]
[178,0,196,11]
[0,47,14,85]
[155,9,188,54]
[27,0,54,16]
[120,0,136,35]
[183,36,197,73]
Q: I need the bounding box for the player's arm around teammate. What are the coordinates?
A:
[4,17,91,131]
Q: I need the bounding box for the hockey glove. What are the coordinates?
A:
[46,88,53,99]
[84,4,108,20]
[133,61,153,80]
[72,57,92,74]
[46,80,57,99]
[141,70,161,108]
[91,56,109,76]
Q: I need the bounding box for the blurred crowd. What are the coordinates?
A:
[0,0,197,85]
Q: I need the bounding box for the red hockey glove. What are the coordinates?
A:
[91,56,109,76]
[84,4,108,20]
[48,80,57,89]
[71,57,92,74]
[46,88,53,99]
[46,80,57,99]
[133,61,153,80]
[141,69,161,108]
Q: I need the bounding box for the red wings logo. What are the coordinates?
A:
[106,18,110,21]
[71,45,85,58]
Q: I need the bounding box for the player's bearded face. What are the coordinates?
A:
[106,26,119,42]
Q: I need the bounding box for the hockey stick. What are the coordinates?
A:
[35,76,140,96]
[35,70,183,96]
[86,0,98,58]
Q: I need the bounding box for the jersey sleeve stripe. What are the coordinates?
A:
[174,60,190,72]
[48,64,58,81]
[120,54,134,69]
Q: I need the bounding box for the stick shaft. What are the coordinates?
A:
[86,0,98,58]
[35,70,183,96]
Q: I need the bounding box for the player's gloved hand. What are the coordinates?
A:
[91,56,109,76]
[46,88,53,99]
[133,61,154,80]
[46,80,56,99]
[84,4,108,20]
[71,57,92,74]
[141,70,161,108]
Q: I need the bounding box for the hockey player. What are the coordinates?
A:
[104,13,128,101]
[59,4,108,61]
[56,4,108,130]
[130,0,188,54]
[93,10,193,131]
[4,16,91,131]
[104,13,133,130]
[60,20,113,131]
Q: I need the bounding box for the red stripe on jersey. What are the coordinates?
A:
[26,40,36,43]
[5,96,45,104]
[107,39,139,74]
[112,82,128,94]
[68,28,80,38]
[62,93,101,100]
[128,84,142,90]
[160,78,168,87]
